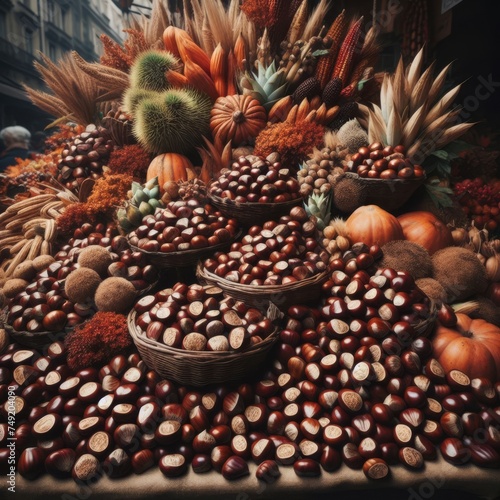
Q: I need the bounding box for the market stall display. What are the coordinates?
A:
[1,0,500,498]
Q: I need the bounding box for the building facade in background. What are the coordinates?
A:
[0,0,128,131]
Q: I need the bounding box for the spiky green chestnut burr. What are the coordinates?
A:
[122,88,158,116]
[133,88,211,155]
[130,50,180,92]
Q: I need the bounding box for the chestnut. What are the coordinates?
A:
[440,437,470,465]
[159,453,187,477]
[293,458,321,477]
[18,447,46,480]
[221,455,249,480]
[256,459,281,483]
[45,448,76,478]
[362,457,390,480]
[398,446,424,470]
[72,453,101,483]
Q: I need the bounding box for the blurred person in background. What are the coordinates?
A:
[0,126,32,172]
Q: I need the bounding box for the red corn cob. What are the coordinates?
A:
[314,10,348,89]
[332,17,364,86]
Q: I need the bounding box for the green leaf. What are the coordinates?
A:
[425,183,454,208]
[312,49,330,57]
[431,150,449,160]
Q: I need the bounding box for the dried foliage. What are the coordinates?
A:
[254,119,325,167]
[358,48,474,162]
[100,29,149,71]
[24,54,109,125]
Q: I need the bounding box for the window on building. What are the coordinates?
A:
[49,43,56,60]
[24,28,34,54]
[47,0,55,23]
[61,8,67,31]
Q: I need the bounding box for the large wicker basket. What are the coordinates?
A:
[127,303,282,386]
[197,263,329,310]
[208,193,303,227]
[333,172,425,213]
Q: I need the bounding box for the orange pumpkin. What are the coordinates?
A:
[432,313,500,382]
[345,205,404,247]
[398,211,453,255]
[210,95,266,146]
[147,153,197,192]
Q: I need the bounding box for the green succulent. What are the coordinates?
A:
[240,60,289,111]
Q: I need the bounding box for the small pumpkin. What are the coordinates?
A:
[210,94,267,146]
[398,211,454,255]
[344,205,404,247]
[147,153,197,193]
[432,313,500,382]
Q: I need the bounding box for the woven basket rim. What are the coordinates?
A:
[342,171,426,185]
[128,228,242,259]
[2,321,70,346]
[197,262,329,293]
[208,193,304,209]
[128,309,279,362]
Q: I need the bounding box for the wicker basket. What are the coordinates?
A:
[127,303,282,386]
[208,193,303,227]
[197,263,329,310]
[333,172,425,213]
[3,322,69,349]
[129,230,241,269]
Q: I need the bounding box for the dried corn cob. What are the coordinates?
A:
[286,0,308,46]
[226,50,237,95]
[332,17,364,86]
[210,43,228,97]
[295,98,311,122]
[267,95,294,123]
[315,10,348,89]
[233,33,247,71]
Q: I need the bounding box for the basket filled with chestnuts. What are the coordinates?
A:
[127,283,282,386]
[332,143,426,214]
[208,154,304,227]
[126,199,240,268]
[197,207,330,310]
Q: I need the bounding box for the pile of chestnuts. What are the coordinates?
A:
[209,155,301,203]
[203,207,329,286]
[133,283,275,352]
[345,143,424,180]
[127,200,238,254]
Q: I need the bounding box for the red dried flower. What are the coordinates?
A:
[86,173,133,215]
[107,144,151,181]
[241,0,271,28]
[100,34,132,72]
[254,120,325,169]
[65,312,132,370]
[56,203,104,238]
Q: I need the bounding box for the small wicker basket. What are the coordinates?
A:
[128,303,282,386]
[208,193,304,227]
[333,172,425,213]
[197,263,329,311]
[2,322,69,349]
[129,231,241,269]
